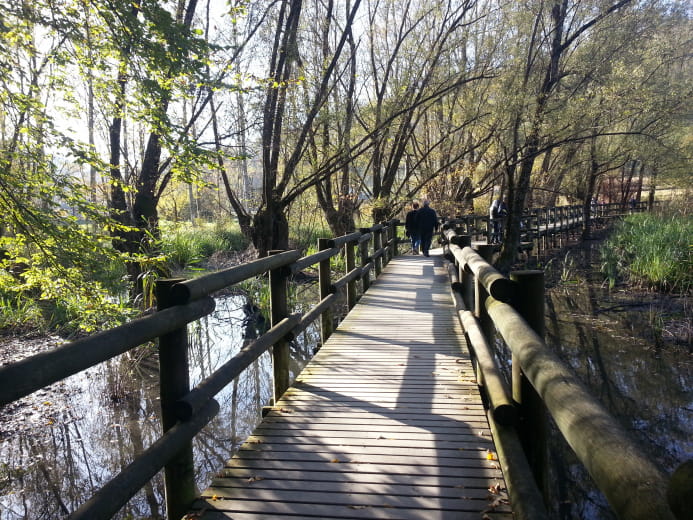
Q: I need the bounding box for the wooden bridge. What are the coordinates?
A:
[0,203,683,520]
[187,253,511,519]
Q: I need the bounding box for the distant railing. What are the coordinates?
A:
[440,227,683,520]
[445,201,650,256]
[0,220,401,520]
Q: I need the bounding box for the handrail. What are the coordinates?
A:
[290,247,339,274]
[441,227,679,520]
[175,315,301,421]
[1,220,401,520]
[0,296,215,406]
[486,295,675,519]
[172,249,303,303]
[444,200,652,257]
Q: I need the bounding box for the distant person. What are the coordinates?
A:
[489,196,508,244]
[416,200,438,257]
[404,201,420,254]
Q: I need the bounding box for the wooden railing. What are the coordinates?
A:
[445,201,650,255]
[440,226,683,520]
[0,220,401,520]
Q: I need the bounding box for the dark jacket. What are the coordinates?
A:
[416,205,438,235]
[405,209,419,235]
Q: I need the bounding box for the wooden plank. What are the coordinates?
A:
[190,254,511,520]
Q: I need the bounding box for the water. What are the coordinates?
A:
[542,282,692,519]
[0,289,320,520]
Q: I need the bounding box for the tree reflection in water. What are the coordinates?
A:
[0,291,320,520]
[541,283,691,520]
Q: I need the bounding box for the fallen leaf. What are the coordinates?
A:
[486,450,497,460]
[247,476,264,483]
[331,458,340,463]
[211,495,219,501]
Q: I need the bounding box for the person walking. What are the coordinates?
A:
[416,200,438,257]
[404,201,420,254]
[489,196,508,244]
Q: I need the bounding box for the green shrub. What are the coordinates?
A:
[601,212,692,293]
[0,265,135,336]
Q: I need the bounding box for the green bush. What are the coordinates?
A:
[601,212,692,293]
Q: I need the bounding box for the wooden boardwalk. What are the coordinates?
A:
[188,251,511,519]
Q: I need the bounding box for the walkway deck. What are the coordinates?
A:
[187,252,511,519]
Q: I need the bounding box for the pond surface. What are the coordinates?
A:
[0,285,320,520]
[525,245,692,520]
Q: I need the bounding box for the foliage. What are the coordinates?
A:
[601,213,692,294]
[0,259,134,336]
[0,0,690,330]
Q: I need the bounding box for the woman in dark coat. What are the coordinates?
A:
[404,201,420,254]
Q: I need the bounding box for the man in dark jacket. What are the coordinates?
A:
[404,201,420,254]
[416,200,438,257]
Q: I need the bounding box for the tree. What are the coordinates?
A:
[484,0,635,270]
[0,2,132,331]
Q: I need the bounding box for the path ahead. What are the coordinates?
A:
[187,251,511,520]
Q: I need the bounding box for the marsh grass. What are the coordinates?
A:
[159,221,249,271]
[601,212,692,293]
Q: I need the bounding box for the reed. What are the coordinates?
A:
[159,221,249,270]
[601,212,692,293]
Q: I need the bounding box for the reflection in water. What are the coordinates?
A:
[542,283,692,520]
[0,290,320,519]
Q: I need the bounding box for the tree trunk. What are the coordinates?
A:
[252,203,289,257]
[647,166,657,210]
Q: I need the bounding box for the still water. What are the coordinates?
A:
[542,281,691,520]
[0,270,690,519]
[0,288,320,520]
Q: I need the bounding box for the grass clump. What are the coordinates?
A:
[159,221,249,271]
[601,212,692,293]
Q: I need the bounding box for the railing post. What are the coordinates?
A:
[453,234,473,309]
[359,228,371,292]
[345,239,357,310]
[510,270,548,503]
[382,222,391,266]
[268,250,290,401]
[318,238,334,343]
[474,245,496,340]
[156,278,195,520]
[374,226,383,276]
[390,219,400,258]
